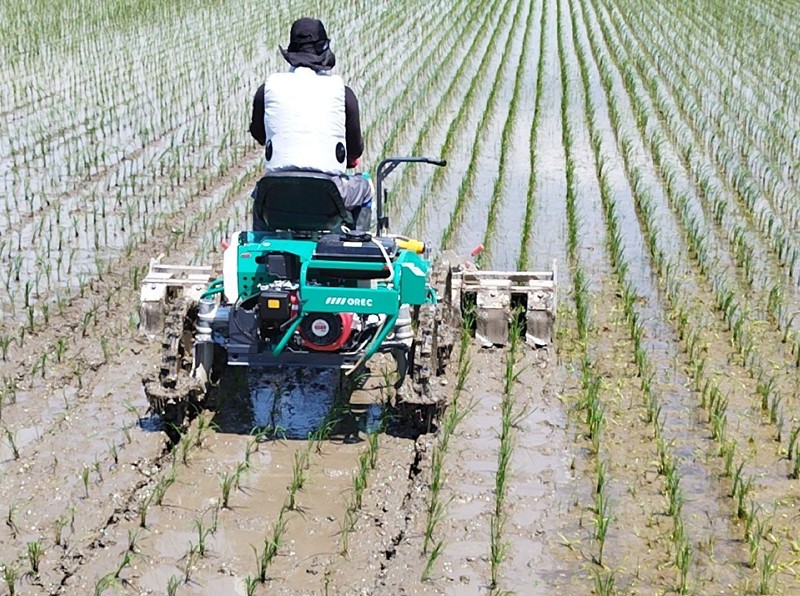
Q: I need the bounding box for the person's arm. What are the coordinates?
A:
[249,84,266,146]
[344,85,364,167]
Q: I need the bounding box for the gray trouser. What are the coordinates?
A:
[251,173,374,232]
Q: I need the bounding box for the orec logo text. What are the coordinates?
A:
[325,296,374,307]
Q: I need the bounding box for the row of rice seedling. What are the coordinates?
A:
[365,0,478,160]
[420,315,473,581]
[433,0,527,252]
[516,0,549,270]
[612,1,800,307]
[567,2,695,589]
[488,318,523,590]
[580,0,791,588]
[595,0,798,459]
[555,3,621,582]
[399,0,517,239]
[476,0,538,267]
[371,0,506,232]
[617,0,800,345]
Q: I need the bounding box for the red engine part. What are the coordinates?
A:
[300,312,354,352]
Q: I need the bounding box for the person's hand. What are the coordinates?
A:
[347,157,360,168]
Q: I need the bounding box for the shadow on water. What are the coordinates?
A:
[140,364,435,443]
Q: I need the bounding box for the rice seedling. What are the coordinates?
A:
[757,542,780,595]
[594,489,613,566]
[365,431,380,470]
[421,539,444,582]
[244,575,259,596]
[26,540,44,576]
[352,451,370,510]
[138,493,153,528]
[219,470,236,509]
[287,448,309,511]
[166,575,181,596]
[81,467,91,498]
[593,568,616,596]
[489,513,508,590]
[153,467,177,506]
[193,517,212,558]
[2,562,18,596]
[4,428,19,460]
[254,510,287,583]
[675,537,691,594]
[182,543,200,585]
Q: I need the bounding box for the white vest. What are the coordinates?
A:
[263,68,347,174]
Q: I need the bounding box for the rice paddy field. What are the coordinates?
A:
[2,0,800,593]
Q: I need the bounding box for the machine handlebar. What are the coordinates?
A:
[375,156,447,235]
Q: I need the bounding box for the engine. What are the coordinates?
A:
[254,279,372,353]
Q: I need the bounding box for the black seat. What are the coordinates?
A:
[253,171,355,232]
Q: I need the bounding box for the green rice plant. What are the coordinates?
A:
[665,468,683,519]
[153,467,177,506]
[339,506,357,557]
[0,335,12,361]
[352,451,370,510]
[192,517,211,559]
[2,562,18,596]
[254,510,287,582]
[166,575,181,596]
[53,514,69,548]
[287,449,309,511]
[365,431,380,470]
[182,543,200,585]
[244,575,259,596]
[243,439,257,469]
[421,539,444,582]
[219,470,236,509]
[757,543,780,594]
[733,473,754,520]
[747,521,761,569]
[593,568,616,596]
[138,493,153,529]
[719,440,736,478]
[179,432,192,465]
[81,467,90,498]
[489,513,508,589]
[194,413,214,447]
[4,428,19,460]
[26,540,44,575]
[422,493,445,556]
[756,375,776,412]
[769,393,783,426]
[594,489,613,566]
[675,537,691,594]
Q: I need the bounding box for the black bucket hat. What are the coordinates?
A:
[280,18,336,72]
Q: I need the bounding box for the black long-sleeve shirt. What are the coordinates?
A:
[249,83,364,167]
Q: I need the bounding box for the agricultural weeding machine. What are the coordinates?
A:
[140,157,556,427]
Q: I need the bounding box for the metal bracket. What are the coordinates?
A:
[139,257,213,336]
[452,260,557,347]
